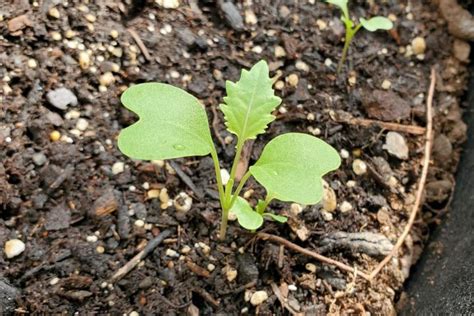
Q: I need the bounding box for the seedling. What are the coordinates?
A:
[118,60,340,240]
[326,0,393,74]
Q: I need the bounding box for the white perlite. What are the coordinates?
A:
[250,291,268,306]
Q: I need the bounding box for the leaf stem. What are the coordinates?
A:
[257,194,274,214]
[227,171,252,210]
[210,147,225,213]
[228,137,245,188]
[337,20,362,75]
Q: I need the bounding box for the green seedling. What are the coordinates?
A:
[326,0,393,74]
[118,60,340,240]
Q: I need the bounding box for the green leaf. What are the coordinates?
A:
[220,60,281,141]
[250,133,341,205]
[326,0,349,19]
[230,197,264,230]
[360,17,393,32]
[118,83,214,160]
[263,213,288,223]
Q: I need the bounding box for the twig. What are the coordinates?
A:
[185,258,210,278]
[110,229,173,283]
[369,67,436,280]
[127,28,151,61]
[256,232,371,281]
[338,117,426,135]
[192,287,220,308]
[217,280,257,295]
[270,282,302,316]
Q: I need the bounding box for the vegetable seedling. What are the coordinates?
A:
[118,60,340,240]
[326,0,393,74]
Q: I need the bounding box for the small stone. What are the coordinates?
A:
[252,46,263,54]
[207,263,216,272]
[198,242,211,255]
[352,159,367,175]
[86,235,98,242]
[316,19,327,30]
[32,152,47,166]
[346,180,356,188]
[213,69,223,81]
[4,239,25,258]
[110,29,119,39]
[388,14,397,22]
[290,203,304,216]
[307,113,315,121]
[96,246,105,254]
[339,201,353,213]
[296,226,310,241]
[159,188,170,205]
[383,132,409,160]
[305,263,317,273]
[279,5,290,18]
[381,79,391,90]
[286,74,299,87]
[348,72,357,86]
[51,31,62,41]
[27,59,37,68]
[50,130,61,142]
[274,46,286,58]
[411,37,426,55]
[112,162,125,175]
[65,30,76,38]
[129,312,139,316]
[48,7,60,18]
[340,149,349,159]
[321,210,333,221]
[245,9,257,25]
[226,267,238,282]
[99,72,115,87]
[274,80,285,90]
[78,51,90,70]
[46,88,78,110]
[324,58,333,67]
[165,249,179,257]
[156,0,180,9]
[250,291,268,306]
[134,219,145,227]
[453,39,470,63]
[174,192,193,212]
[49,277,60,285]
[295,61,309,72]
[288,284,297,291]
[147,189,160,199]
[85,14,96,23]
[181,245,191,254]
[220,169,230,185]
[76,118,89,131]
[322,182,337,212]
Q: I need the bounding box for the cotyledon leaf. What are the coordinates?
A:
[263,213,288,223]
[229,197,264,230]
[360,17,393,32]
[219,60,281,141]
[118,83,214,160]
[250,133,341,205]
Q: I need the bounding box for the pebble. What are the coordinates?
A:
[316,19,327,30]
[290,203,304,216]
[411,36,426,55]
[339,201,353,213]
[321,210,333,221]
[207,263,216,272]
[32,152,47,166]
[220,169,230,185]
[76,118,89,131]
[129,312,139,316]
[352,159,367,175]
[49,277,60,285]
[307,113,315,121]
[181,245,191,254]
[27,59,37,68]
[346,180,356,188]
[250,291,268,306]
[252,46,263,54]
[383,132,409,160]
[147,189,160,199]
[49,130,61,142]
[165,249,179,257]
[48,7,60,19]
[51,31,62,41]
[286,74,299,87]
[79,51,90,69]
[340,149,349,159]
[112,162,125,175]
[86,235,98,242]
[453,39,470,63]
[85,14,96,23]
[46,87,78,110]
[174,192,193,212]
[226,267,238,282]
[288,284,298,291]
[99,72,115,87]
[159,188,170,204]
[245,9,258,25]
[324,58,333,67]
[322,182,337,212]
[305,263,317,273]
[274,80,284,90]
[134,219,145,227]
[381,79,391,90]
[110,29,119,39]
[274,46,286,58]
[295,61,309,72]
[197,242,211,255]
[4,239,25,258]
[156,0,180,9]
[96,246,105,254]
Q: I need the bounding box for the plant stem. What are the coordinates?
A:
[227,171,252,210]
[210,148,225,214]
[228,137,245,187]
[257,194,274,214]
[337,38,351,75]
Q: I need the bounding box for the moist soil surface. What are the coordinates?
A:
[0,0,470,315]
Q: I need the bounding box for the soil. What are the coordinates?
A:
[0,0,470,315]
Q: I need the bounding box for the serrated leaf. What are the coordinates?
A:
[326,0,349,18]
[360,17,393,32]
[250,133,341,205]
[118,83,213,160]
[263,213,288,223]
[230,197,264,230]
[220,60,281,141]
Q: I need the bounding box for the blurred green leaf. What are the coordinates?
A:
[263,213,288,223]
[360,17,393,32]
[230,197,264,230]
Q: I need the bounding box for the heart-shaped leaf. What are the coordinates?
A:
[229,197,264,230]
[220,60,281,141]
[326,0,349,18]
[360,17,393,32]
[250,133,341,205]
[118,83,214,160]
[263,213,288,223]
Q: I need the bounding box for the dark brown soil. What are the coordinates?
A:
[0,0,469,315]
